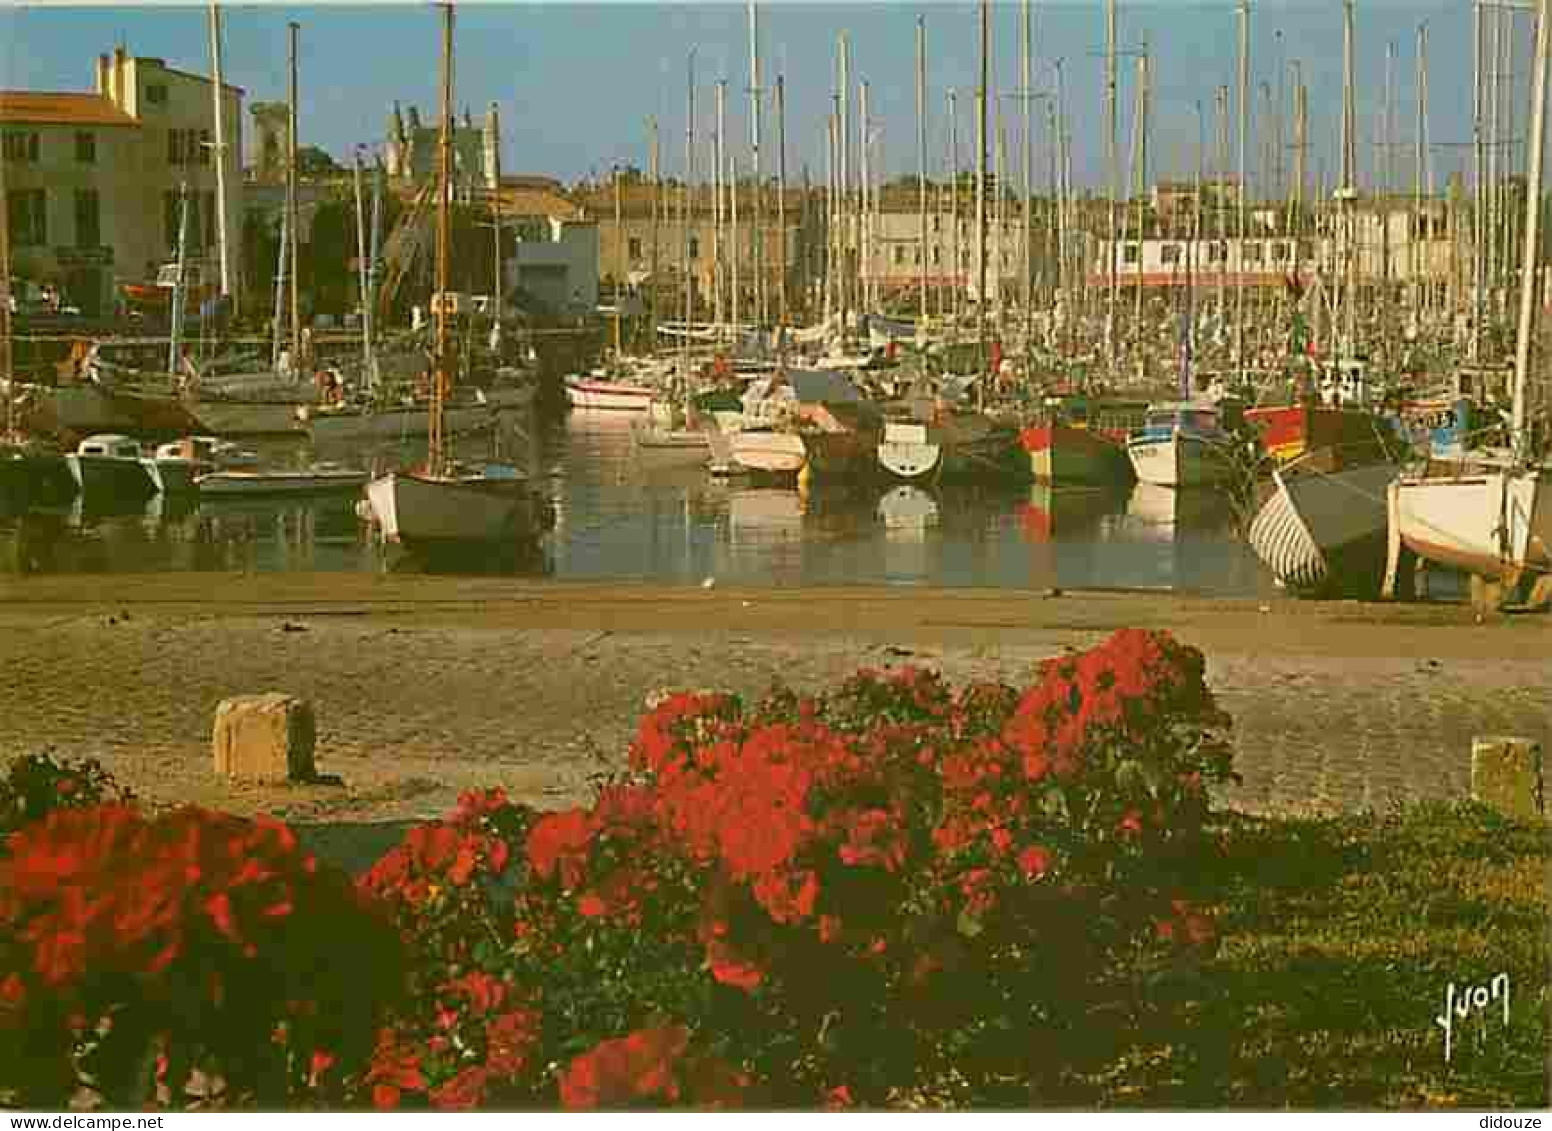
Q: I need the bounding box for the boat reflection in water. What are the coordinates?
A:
[877,485,939,586]
[1098,482,1265,593]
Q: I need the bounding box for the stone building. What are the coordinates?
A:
[384,102,496,190]
[0,45,243,316]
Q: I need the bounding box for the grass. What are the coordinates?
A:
[1075,802,1549,1110]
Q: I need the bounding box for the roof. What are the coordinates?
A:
[497,187,583,220]
[136,59,245,97]
[0,91,140,128]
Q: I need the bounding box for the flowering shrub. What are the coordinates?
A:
[0,752,134,844]
[0,806,404,1110]
[350,628,1236,1109]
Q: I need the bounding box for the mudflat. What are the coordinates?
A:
[1,573,1546,867]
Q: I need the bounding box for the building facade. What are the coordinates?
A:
[384,102,497,191]
[1,46,243,317]
[497,182,598,317]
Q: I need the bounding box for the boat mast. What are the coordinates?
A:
[977,0,989,395]
[749,0,765,328]
[1414,24,1428,322]
[353,150,374,389]
[949,87,960,331]
[0,118,12,435]
[776,73,788,333]
[1341,0,1358,361]
[429,1,454,478]
[684,49,695,378]
[1511,0,1548,455]
[1105,0,1118,380]
[168,183,190,378]
[489,103,502,356]
[649,115,660,347]
[1235,0,1248,384]
[613,164,624,357]
[287,21,301,376]
[918,14,928,325]
[839,32,850,340]
[208,2,231,302]
[1133,36,1149,369]
[729,78,740,337]
[714,79,724,334]
[860,78,871,317]
[1021,0,1032,358]
[1474,1,1486,363]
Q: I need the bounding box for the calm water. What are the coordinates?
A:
[0,411,1278,596]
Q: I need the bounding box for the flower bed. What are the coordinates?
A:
[0,629,1236,1110]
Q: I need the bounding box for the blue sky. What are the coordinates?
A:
[0,1,1532,194]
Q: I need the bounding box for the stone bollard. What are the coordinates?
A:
[213,693,317,783]
[1470,736,1544,820]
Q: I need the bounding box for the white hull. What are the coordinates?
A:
[198,468,369,497]
[730,430,807,475]
[306,401,493,442]
[565,380,656,411]
[1387,461,1551,584]
[366,471,545,548]
[189,398,310,436]
[1247,462,1398,593]
[1126,433,1237,487]
[877,421,941,481]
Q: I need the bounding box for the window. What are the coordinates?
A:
[932,247,941,265]
[1243,242,1264,264]
[1160,243,1182,265]
[167,128,200,166]
[688,236,699,260]
[1122,242,1139,265]
[893,245,906,265]
[628,236,642,259]
[1271,241,1289,262]
[913,247,921,265]
[75,131,96,164]
[932,214,941,232]
[146,84,168,106]
[198,129,212,166]
[7,189,47,247]
[74,189,100,248]
[3,131,39,163]
[1207,241,1225,264]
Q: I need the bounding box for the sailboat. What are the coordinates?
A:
[1383,3,1552,611]
[365,4,553,555]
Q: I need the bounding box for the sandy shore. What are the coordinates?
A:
[0,574,1546,869]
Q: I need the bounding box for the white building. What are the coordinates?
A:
[497,184,598,317]
[0,46,243,317]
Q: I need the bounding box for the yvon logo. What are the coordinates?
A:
[1436,972,1510,1064]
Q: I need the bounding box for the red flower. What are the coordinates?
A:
[825,1084,855,1109]
[577,892,607,918]
[1017,845,1052,880]
[430,1065,491,1111]
[526,808,595,886]
[559,1025,690,1110]
[484,1009,540,1076]
[1117,810,1144,837]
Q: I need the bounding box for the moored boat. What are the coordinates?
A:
[1126,402,1241,488]
[1247,458,1401,595]
[197,464,369,497]
[65,434,160,500]
[565,375,657,411]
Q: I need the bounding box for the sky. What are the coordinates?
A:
[0,1,1537,195]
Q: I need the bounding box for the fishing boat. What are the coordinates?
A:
[150,437,218,495]
[1383,11,1552,612]
[364,4,553,557]
[1125,402,1240,488]
[65,434,161,500]
[876,419,940,481]
[565,370,658,411]
[303,394,494,443]
[1243,400,1398,467]
[1246,456,1402,595]
[198,463,368,498]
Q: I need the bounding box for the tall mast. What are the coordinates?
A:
[825,107,837,324]
[1382,39,1394,307]
[168,184,189,377]
[1235,0,1249,382]
[1341,0,1357,358]
[729,78,740,335]
[977,0,989,387]
[286,21,301,375]
[429,1,454,476]
[1133,37,1150,357]
[748,0,765,327]
[1292,63,1306,288]
[1511,0,1548,452]
[949,87,960,328]
[612,164,623,356]
[714,80,724,331]
[1054,58,1066,328]
[1216,85,1229,326]
[1021,0,1033,352]
[1474,1,1486,362]
[1415,23,1428,320]
[861,78,871,315]
[917,15,929,324]
[649,116,660,345]
[1105,0,1118,377]
[488,105,502,355]
[776,73,788,331]
[838,32,850,337]
[353,150,373,388]
[208,2,231,301]
[0,96,11,433]
[684,48,695,372]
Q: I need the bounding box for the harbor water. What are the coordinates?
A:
[0,410,1277,596]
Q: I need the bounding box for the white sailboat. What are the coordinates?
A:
[365,4,552,555]
[1383,3,1552,610]
[1125,402,1240,488]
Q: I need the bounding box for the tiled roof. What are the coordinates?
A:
[0,92,140,127]
[498,187,583,220]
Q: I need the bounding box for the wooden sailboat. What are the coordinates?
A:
[1383,0,1552,611]
[365,4,552,554]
